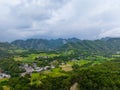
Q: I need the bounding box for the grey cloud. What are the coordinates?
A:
[0,0,69,30]
[0,0,120,41]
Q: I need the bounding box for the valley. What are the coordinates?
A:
[0,38,120,90]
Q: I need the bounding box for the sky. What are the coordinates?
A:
[0,0,120,41]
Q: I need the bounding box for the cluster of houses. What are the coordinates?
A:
[21,63,55,76]
[0,68,11,79]
[0,73,11,79]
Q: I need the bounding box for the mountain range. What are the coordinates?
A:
[0,37,120,57]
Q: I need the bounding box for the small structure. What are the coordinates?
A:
[20,63,55,76]
[0,73,11,79]
[51,65,55,69]
[44,66,50,70]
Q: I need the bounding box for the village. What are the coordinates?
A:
[0,69,11,79]
[0,55,57,79]
[0,63,55,79]
[20,63,55,76]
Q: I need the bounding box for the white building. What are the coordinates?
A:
[0,73,11,79]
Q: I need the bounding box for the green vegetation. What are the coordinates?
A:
[60,64,73,71]
[0,60,119,90]
[14,54,37,63]
[0,38,120,90]
[14,53,60,63]
[0,57,24,77]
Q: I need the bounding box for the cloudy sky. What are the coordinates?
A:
[0,0,120,41]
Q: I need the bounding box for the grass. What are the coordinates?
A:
[51,68,61,72]
[46,71,67,77]
[39,53,60,57]
[14,55,35,63]
[42,68,68,77]
[0,78,8,82]
[3,86,10,90]
[8,49,28,54]
[30,73,47,86]
[112,54,120,57]
[64,56,115,69]
[31,73,47,80]
[68,60,91,66]
[91,56,114,65]
[30,68,67,85]
[14,53,59,63]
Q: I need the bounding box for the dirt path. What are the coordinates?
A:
[70,83,78,90]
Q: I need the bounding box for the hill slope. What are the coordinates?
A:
[0,42,15,58]
[11,38,120,55]
[11,38,79,51]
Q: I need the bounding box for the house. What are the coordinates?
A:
[44,66,50,70]
[0,73,11,79]
[35,68,44,72]
[20,63,55,76]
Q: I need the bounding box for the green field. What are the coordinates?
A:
[14,53,59,63]
[30,68,68,86]
[14,54,36,63]
[30,73,47,86]
[0,78,9,83]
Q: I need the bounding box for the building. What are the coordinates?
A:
[0,73,11,79]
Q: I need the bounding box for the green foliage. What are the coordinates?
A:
[0,38,120,90]
[0,57,24,77]
[72,64,80,71]
[8,77,30,90]
[73,60,120,90]
[0,60,119,90]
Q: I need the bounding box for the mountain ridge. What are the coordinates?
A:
[0,37,120,57]
[10,37,120,55]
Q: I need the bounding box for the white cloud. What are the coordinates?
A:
[99,27,120,38]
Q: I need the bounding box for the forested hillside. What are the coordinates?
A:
[11,38,120,55]
[11,38,79,51]
[0,42,15,58]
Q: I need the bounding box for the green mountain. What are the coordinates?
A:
[61,38,120,55]
[0,37,119,58]
[0,42,15,58]
[11,37,120,55]
[11,38,80,51]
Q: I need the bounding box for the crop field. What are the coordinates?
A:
[30,68,68,85]
[60,64,73,71]
[14,53,59,63]
[14,54,36,63]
